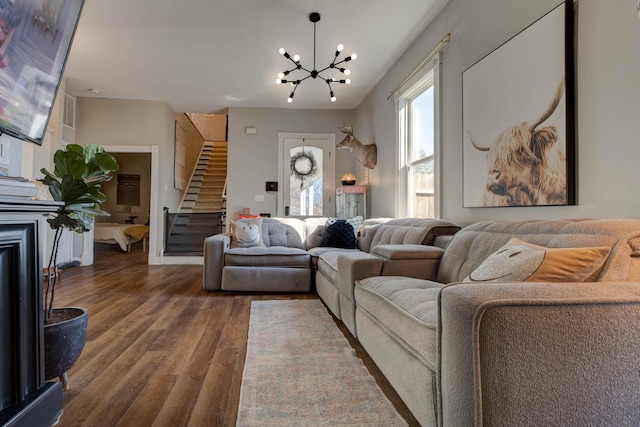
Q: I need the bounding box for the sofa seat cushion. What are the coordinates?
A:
[317,251,342,283]
[355,276,445,370]
[308,247,358,268]
[225,246,310,268]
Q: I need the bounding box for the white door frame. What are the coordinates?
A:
[81,145,160,265]
[277,132,335,217]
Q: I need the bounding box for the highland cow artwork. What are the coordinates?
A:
[462,2,574,207]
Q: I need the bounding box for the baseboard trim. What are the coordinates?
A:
[158,255,203,265]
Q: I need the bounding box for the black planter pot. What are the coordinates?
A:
[44,307,88,390]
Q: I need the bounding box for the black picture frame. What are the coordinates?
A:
[462,1,575,207]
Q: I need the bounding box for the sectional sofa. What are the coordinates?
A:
[202,216,459,293]
[205,216,640,426]
[347,218,640,426]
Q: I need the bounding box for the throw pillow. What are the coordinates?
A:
[325,216,363,235]
[465,238,611,283]
[318,220,357,249]
[230,217,265,248]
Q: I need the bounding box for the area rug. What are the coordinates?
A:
[236,299,408,426]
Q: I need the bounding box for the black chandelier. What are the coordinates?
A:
[276,12,357,103]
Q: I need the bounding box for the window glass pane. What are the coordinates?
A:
[409,86,434,163]
[289,146,323,216]
[410,159,434,218]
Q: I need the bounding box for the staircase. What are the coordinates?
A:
[180,142,228,213]
[164,141,227,255]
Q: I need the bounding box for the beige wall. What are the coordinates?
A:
[227,107,356,219]
[355,0,640,223]
[186,113,227,141]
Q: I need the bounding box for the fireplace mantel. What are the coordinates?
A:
[0,198,63,427]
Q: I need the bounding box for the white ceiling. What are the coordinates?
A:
[64,0,449,113]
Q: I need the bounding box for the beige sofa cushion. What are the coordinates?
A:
[317,251,342,283]
[355,276,444,371]
[225,246,310,268]
[261,218,306,248]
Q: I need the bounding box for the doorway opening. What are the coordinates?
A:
[81,145,159,265]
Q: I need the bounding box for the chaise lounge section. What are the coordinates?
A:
[350,218,640,426]
[314,218,461,336]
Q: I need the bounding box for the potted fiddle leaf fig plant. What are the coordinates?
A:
[38,143,119,390]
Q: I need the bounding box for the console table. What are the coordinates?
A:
[0,198,63,427]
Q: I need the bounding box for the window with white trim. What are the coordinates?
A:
[396,55,441,218]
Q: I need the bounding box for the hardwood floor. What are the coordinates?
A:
[54,245,420,426]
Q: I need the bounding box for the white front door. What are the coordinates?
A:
[278,132,335,217]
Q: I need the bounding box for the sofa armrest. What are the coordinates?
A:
[203,233,231,291]
[335,251,383,336]
[372,244,444,280]
[438,281,640,427]
[337,251,384,301]
[372,244,444,259]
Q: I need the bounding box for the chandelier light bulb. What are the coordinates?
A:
[293,54,300,62]
[277,72,285,79]
[344,69,351,76]
[351,53,357,60]
[337,44,344,52]
[346,79,351,84]
[276,79,282,84]
[287,97,293,103]
[279,48,286,55]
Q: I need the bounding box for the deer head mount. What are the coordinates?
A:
[337,124,377,169]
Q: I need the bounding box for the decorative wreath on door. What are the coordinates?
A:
[290,149,318,182]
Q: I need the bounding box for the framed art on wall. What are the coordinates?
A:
[462,1,575,207]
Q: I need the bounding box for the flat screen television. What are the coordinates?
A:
[0,0,84,145]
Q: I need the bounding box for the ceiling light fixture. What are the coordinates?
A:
[276,12,356,104]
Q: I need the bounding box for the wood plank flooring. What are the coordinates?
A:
[54,244,419,426]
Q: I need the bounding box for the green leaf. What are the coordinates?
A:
[60,174,89,203]
[83,144,104,163]
[93,152,119,172]
[65,144,84,155]
[85,174,113,184]
[38,169,60,187]
[54,151,86,180]
[83,207,110,216]
[48,181,62,201]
